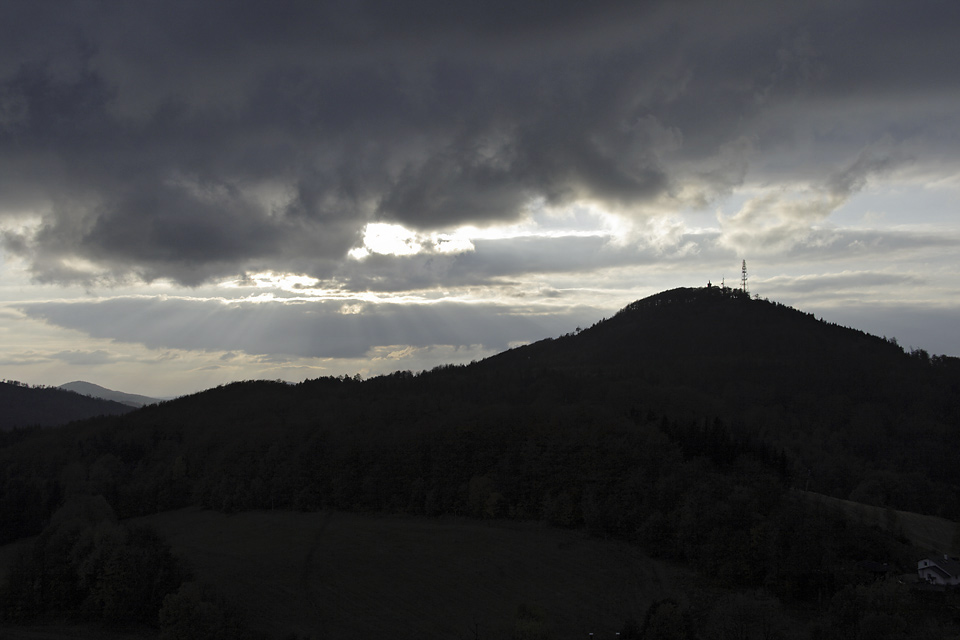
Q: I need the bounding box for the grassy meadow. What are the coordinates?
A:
[1,499,952,639]
[132,507,682,639]
[800,491,959,556]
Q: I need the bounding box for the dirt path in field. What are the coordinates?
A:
[298,510,334,636]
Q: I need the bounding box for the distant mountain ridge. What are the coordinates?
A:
[0,381,135,430]
[58,381,159,408]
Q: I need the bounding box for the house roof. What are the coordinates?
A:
[921,556,960,578]
[922,564,951,579]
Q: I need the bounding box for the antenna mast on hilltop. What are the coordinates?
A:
[741,260,749,295]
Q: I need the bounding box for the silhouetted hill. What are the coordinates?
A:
[2,287,960,636]
[481,286,960,508]
[59,381,159,408]
[0,380,136,430]
[487,286,928,385]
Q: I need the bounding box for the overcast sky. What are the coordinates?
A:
[1,0,959,397]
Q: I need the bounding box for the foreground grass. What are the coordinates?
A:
[0,624,155,640]
[134,507,681,639]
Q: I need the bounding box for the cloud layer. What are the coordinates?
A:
[17,297,600,360]
[2,0,958,287]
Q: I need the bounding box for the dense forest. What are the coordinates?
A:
[2,287,959,638]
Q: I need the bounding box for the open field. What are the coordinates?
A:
[0,624,155,640]
[0,536,29,589]
[800,491,959,555]
[132,507,681,639]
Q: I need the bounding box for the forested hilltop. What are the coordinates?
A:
[0,380,135,430]
[2,286,959,638]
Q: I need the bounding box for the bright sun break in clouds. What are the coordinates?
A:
[348,223,475,260]
[347,204,631,262]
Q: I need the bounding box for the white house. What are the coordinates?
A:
[917,555,960,586]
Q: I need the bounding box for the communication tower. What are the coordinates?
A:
[741,260,748,295]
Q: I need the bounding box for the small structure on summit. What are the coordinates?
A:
[706,261,750,298]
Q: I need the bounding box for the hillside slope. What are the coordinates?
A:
[482,287,960,506]
[0,381,135,430]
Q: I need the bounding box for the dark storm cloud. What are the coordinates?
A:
[17,297,600,359]
[1,0,958,285]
